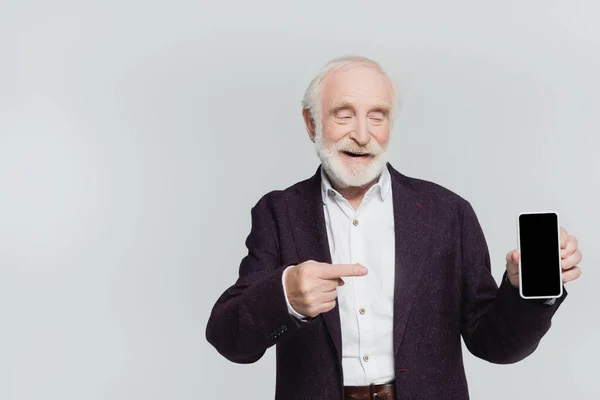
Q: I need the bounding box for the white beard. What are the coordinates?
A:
[314,127,389,188]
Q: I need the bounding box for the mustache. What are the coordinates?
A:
[332,138,384,155]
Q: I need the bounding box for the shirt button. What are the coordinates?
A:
[353,219,359,226]
[363,355,370,362]
[359,307,366,315]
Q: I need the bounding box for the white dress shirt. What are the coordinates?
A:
[282,166,396,386]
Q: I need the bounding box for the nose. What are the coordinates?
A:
[349,117,370,146]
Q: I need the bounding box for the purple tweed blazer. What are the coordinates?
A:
[206,163,566,400]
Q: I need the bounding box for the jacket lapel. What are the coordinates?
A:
[388,164,436,355]
[285,166,342,363]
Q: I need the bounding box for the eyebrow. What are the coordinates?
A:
[369,104,392,115]
[329,101,353,114]
[329,101,391,115]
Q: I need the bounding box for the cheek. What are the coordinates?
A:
[372,126,390,146]
[323,122,350,142]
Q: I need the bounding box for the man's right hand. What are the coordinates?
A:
[284,260,368,318]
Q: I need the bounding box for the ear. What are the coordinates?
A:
[302,109,316,142]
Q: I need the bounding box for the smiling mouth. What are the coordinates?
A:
[342,151,371,158]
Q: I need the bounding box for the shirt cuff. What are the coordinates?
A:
[282,266,308,320]
[503,274,558,305]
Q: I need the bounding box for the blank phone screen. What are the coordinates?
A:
[519,213,562,298]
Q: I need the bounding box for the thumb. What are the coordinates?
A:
[506,250,520,265]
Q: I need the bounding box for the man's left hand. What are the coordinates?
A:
[506,226,583,288]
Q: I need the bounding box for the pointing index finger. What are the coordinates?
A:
[318,263,368,280]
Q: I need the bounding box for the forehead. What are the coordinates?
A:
[321,65,393,109]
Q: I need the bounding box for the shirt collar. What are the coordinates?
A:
[320,164,392,203]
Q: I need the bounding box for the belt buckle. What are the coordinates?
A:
[370,383,380,399]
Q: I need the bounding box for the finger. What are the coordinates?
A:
[318,263,368,280]
[303,290,338,315]
[560,227,569,248]
[321,299,337,313]
[319,281,340,293]
[561,236,578,258]
[338,278,345,287]
[562,249,582,270]
[506,250,519,265]
[562,266,582,283]
[321,290,338,303]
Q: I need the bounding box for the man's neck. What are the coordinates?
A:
[329,176,379,210]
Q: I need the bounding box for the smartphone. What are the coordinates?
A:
[517,211,562,299]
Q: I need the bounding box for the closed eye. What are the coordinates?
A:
[369,109,388,123]
[335,112,354,121]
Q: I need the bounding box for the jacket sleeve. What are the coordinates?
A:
[205,194,307,363]
[459,200,567,364]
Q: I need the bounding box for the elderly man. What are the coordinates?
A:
[205,56,583,400]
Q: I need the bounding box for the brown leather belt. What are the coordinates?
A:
[344,382,396,399]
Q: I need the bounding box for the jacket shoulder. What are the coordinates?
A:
[251,174,312,211]
[393,169,471,209]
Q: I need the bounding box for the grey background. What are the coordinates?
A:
[1,0,598,399]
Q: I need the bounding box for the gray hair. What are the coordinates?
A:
[301,55,399,130]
